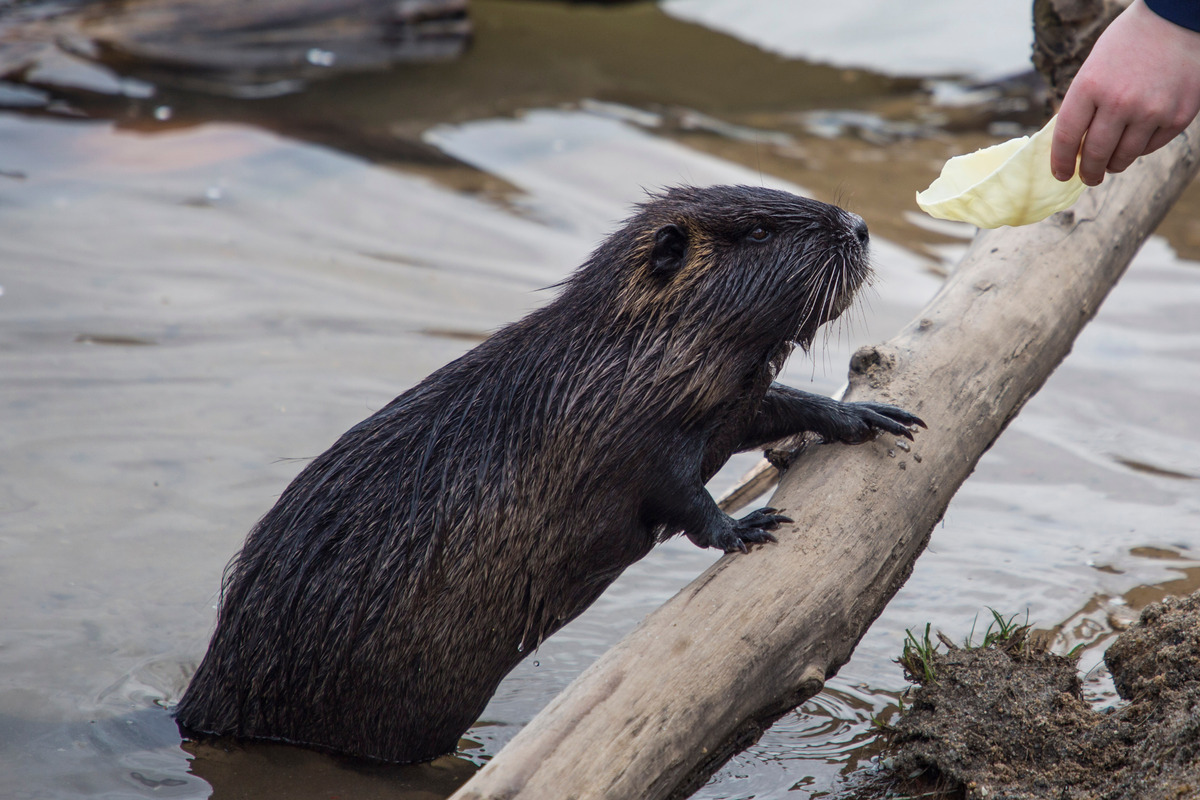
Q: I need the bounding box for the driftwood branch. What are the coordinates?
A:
[449,119,1200,800]
[0,0,470,92]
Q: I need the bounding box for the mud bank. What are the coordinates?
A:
[881,592,1200,800]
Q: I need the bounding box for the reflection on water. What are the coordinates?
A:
[758,686,884,767]
[2,2,1200,799]
[425,107,812,239]
[184,740,477,800]
[692,685,895,798]
[663,0,1036,79]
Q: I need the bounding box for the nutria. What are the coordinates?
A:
[175,184,924,763]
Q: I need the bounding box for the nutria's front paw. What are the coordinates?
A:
[838,402,926,444]
[718,507,792,554]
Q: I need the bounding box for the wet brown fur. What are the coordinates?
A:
[174,185,920,764]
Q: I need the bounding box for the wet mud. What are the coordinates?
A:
[880,592,1200,800]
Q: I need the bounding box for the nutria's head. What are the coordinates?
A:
[565,185,871,354]
[549,185,871,418]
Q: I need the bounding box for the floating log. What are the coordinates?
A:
[448,115,1200,800]
[0,0,471,94]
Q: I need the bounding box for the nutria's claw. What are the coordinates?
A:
[880,406,926,430]
[845,402,926,443]
[721,507,791,553]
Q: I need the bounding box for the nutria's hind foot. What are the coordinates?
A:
[838,402,926,444]
[720,507,792,554]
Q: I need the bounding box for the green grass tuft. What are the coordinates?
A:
[898,622,940,685]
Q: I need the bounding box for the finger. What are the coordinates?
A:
[1146,126,1179,155]
[856,402,926,429]
[862,410,915,440]
[885,408,927,429]
[1051,94,1095,181]
[1077,112,1125,185]
[1106,122,1156,174]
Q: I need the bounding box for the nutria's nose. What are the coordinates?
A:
[850,214,869,246]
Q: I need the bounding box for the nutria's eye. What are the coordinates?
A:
[746,226,773,243]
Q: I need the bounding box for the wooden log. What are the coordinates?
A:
[0,0,471,92]
[449,118,1200,800]
[84,0,470,80]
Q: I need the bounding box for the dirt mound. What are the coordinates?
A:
[883,593,1200,800]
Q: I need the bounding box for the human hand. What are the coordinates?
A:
[1051,0,1200,186]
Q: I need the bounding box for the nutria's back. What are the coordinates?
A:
[175,185,920,763]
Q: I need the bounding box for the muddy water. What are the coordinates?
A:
[1,1,1199,798]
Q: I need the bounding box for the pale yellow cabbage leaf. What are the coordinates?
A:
[915,116,1085,228]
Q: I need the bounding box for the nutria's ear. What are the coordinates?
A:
[649,224,688,279]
